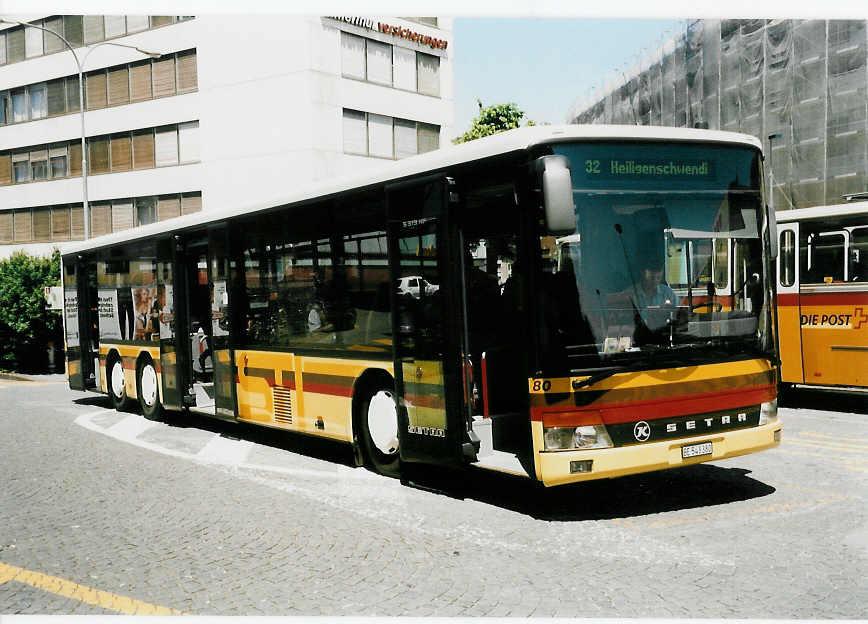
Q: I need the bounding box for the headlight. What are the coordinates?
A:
[759,399,778,425]
[544,425,613,451]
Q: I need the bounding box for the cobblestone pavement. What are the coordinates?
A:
[1,377,866,617]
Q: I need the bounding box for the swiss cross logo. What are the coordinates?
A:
[854,307,868,330]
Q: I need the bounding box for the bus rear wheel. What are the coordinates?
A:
[137,357,164,421]
[359,386,400,477]
[108,353,129,411]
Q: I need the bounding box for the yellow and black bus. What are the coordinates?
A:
[62,125,781,487]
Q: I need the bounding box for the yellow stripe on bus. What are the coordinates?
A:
[0,561,184,615]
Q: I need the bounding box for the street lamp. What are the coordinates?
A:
[0,19,161,239]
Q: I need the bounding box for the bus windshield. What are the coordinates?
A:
[541,141,770,374]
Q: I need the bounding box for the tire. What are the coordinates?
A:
[137,356,164,421]
[108,353,129,411]
[358,385,401,477]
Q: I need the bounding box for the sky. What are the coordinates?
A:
[452,18,683,136]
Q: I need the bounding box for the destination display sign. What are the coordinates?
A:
[581,158,715,180]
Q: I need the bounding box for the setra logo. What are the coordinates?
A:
[633,421,651,442]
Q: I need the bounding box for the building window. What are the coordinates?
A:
[24,23,43,58]
[155,126,179,166]
[341,31,440,96]
[342,109,440,159]
[178,121,200,163]
[12,152,30,183]
[0,50,196,126]
[135,197,156,226]
[50,145,68,178]
[30,149,48,181]
[29,83,47,119]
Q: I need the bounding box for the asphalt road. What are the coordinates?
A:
[1,376,866,617]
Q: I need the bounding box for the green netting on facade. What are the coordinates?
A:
[571,19,868,210]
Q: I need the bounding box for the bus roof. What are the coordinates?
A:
[775,201,868,223]
[63,124,763,257]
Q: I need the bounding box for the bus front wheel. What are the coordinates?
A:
[359,386,401,477]
[137,356,164,421]
[108,353,129,411]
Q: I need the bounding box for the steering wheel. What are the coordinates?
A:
[691,301,723,313]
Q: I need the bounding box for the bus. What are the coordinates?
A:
[62,125,781,487]
[776,201,868,391]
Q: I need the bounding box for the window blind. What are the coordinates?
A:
[342,109,367,154]
[51,206,70,240]
[83,16,104,43]
[29,84,47,119]
[417,53,440,97]
[393,46,416,91]
[394,119,417,159]
[150,16,173,27]
[155,126,179,166]
[33,208,51,241]
[86,71,107,110]
[417,123,440,153]
[43,17,65,54]
[104,16,126,38]
[69,142,82,177]
[0,155,11,186]
[157,195,181,221]
[341,32,365,79]
[177,50,198,92]
[7,29,25,63]
[66,76,80,112]
[181,192,202,215]
[107,67,129,106]
[152,56,176,98]
[0,212,12,242]
[110,134,132,171]
[126,16,149,33]
[63,16,83,47]
[0,33,6,65]
[366,40,392,85]
[25,24,43,58]
[88,137,109,174]
[111,200,134,232]
[14,210,31,242]
[368,114,393,158]
[47,79,66,116]
[71,205,84,239]
[132,130,155,169]
[130,61,152,102]
[90,202,111,237]
[178,121,200,163]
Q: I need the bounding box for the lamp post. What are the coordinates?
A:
[0,19,161,239]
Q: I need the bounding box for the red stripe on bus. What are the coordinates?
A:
[302,383,353,398]
[795,293,868,306]
[777,293,799,306]
[531,384,775,424]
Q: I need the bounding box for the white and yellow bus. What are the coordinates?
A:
[63,125,781,487]
[776,202,868,390]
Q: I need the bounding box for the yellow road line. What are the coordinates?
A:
[798,431,868,445]
[787,438,868,453]
[0,561,184,615]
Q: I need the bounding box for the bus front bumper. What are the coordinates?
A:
[536,419,782,487]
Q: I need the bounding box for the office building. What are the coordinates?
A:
[0,15,454,257]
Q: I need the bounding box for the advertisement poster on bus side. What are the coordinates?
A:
[212,280,228,337]
[98,288,122,341]
[133,286,158,340]
[159,284,174,340]
[64,290,79,348]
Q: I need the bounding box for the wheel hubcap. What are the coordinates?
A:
[140,364,158,407]
[111,360,125,398]
[367,390,399,456]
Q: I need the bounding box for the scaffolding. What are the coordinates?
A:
[570,19,868,210]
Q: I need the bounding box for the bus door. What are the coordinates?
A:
[776,223,803,383]
[387,177,479,466]
[174,228,237,419]
[65,256,99,391]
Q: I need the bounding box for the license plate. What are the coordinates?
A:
[682,441,713,459]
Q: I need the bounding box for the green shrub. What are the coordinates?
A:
[0,249,62,373]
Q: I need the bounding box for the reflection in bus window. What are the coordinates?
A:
[803,231,846,283]
[779,230,795,287]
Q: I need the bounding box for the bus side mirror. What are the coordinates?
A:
[537,155,575,233]
[766,204,778,259]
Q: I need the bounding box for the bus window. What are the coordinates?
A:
[803,230,846,283]
[851,226,867,281]
[779,230,795,287]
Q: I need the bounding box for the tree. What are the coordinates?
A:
[0,249,62,372]
[454,101,535,144]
